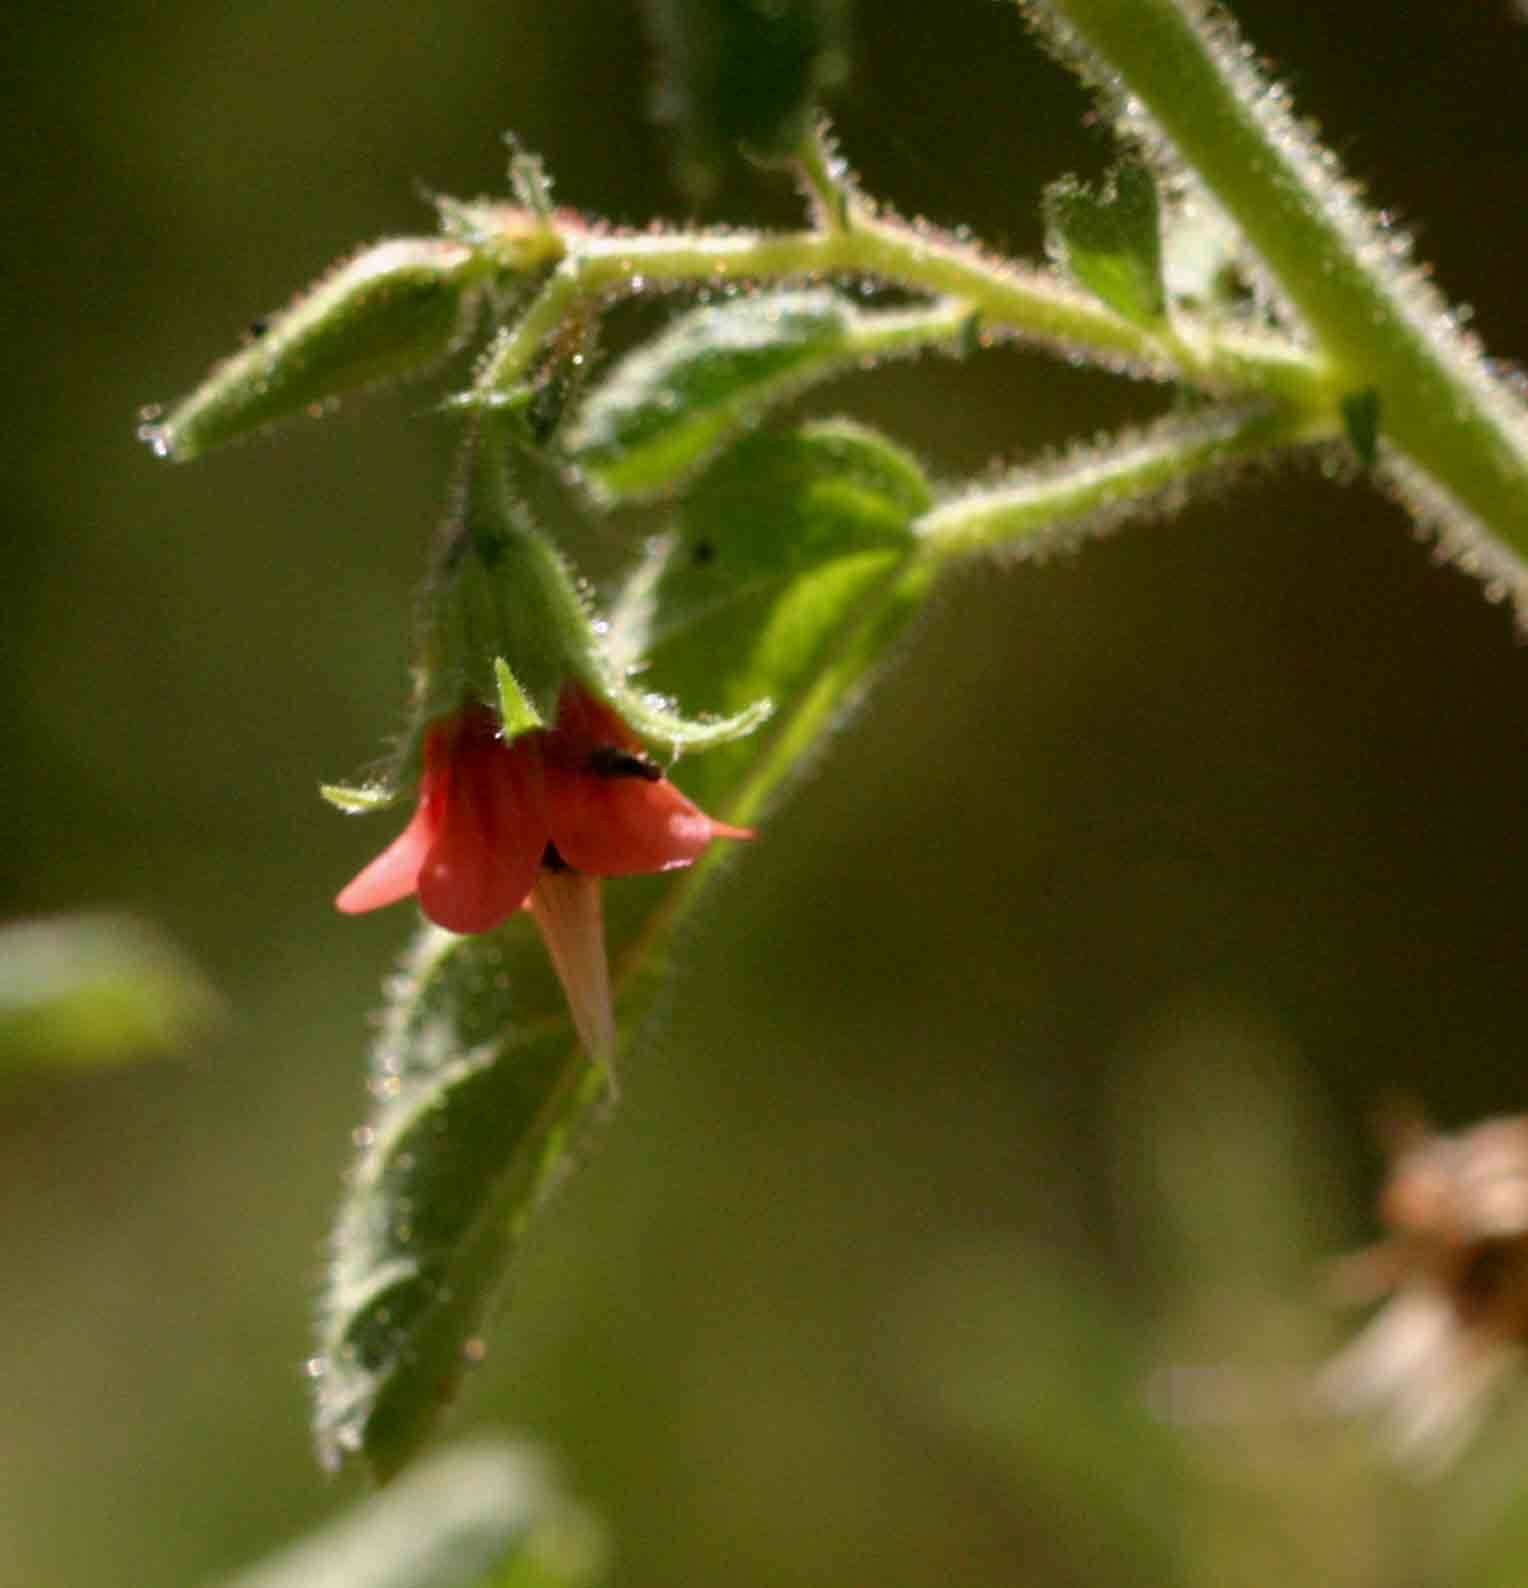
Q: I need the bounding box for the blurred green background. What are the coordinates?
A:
[8,2,1528,1584]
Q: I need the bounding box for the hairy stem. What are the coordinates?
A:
[1026,0,1528,578]
[919,399,1330,560]
[477,210,1334,413]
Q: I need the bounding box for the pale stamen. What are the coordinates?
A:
[528,869,617,1074]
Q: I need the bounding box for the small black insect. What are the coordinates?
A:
[586,746,662,782]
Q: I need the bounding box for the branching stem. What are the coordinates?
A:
[477,209,1337,420]
[1028,0,1528,572]
[919,400,1330,560]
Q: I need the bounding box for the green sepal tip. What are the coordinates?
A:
[321,781,403,815]
[408,414,775,769]
[595,679,773,757]
[494,658,545,739]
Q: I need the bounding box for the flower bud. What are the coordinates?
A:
[148,238,482,461]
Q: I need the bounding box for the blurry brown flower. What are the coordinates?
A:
[1321,1109,1528,1464]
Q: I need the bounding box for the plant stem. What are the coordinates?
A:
[918,400,1329,560]
[1027,0,1528,576]
[477,211,1334,414]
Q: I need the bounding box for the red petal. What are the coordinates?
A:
[550,686,641,756]
[335,801,437,914]
[416,727,545,933]
[335,720,456,915]
[546,763,751,877]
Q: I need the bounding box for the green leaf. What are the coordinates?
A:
[566,290,856,500]
[612,418,934,808]
[148,240,484,462]
[0,913,218,1072]
[643,0,852,198]
[315,419,937,1479]
[1043,162,1167,328]
[213,1440,605,1588]
[1340,386,1381,468]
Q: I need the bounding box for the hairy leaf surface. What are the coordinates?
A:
[566,290,857,500]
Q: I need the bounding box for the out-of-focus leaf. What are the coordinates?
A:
[643,0,852,197]
[314,419,937,1478]
[566,290,855,501]
[211,1440,605,1588]
[892,1238,1189,1586]
[0,913,218,1072]
[1044,162,1167,328]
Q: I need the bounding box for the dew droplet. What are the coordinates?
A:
[304,1356,328,1380]
[136,422,171,458]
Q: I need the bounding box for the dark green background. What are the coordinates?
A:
[7,3,1528,1584]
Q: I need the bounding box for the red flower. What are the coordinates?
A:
[336,686,751,935]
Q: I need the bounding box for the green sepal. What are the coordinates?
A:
[493,658,545,739]
[150,239,487,462]
[566,290,855,501]
[321,781,403,814]
[317,418,937,1479]
[599,681,773,756]
[417,417,772,757]
[1044,162,1168,329]
[1340,387,1381,468]
[323,418,772,829]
